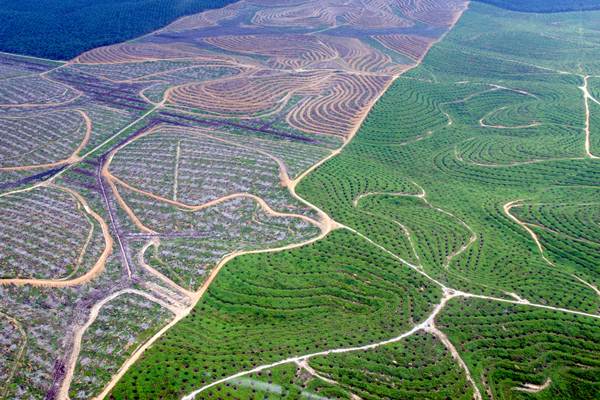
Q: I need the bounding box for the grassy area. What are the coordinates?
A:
[437,297,600,399]
[110,230,441,399]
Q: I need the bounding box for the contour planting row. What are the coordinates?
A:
[72,60,208,82]
[0,0,478,398]
[168,70,329,118]
[159,2,242,33]
[445,197,600,312]
[110,230,442,399]
[510,196,600,283]
[309,331,474,400]
[199,128,338,179]
[296,3,600,311]
[436,149,600,188]
[0,76,79,108]
[75,42,210,65]
[139,62,249,105]
[70,293,174,399]
[108,125,312,215]
[204,34,338,70]
[204,33,401,74]
[454,125,583,166]
[314,36,400,74]
[395,0,467,27]
[341,0,413,29]
[133,194,321,291]
[357,194,473,272]
[194,362,345,400]
[145,64,246,88]
[115,176,317,236]
[287,73,391,137]
[0,110,88,169]
[251,2,340,28]
[0,185,104,280]
[107,3,598,399]
[372,34,435,61]
[193,332,475,399]
[437,297,600,399]
[250,0,412,30]
[512,195,600,246]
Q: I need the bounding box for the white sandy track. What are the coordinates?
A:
[502,201,600,296]
[572,274,600,297]
[181,281,599,400]
[513,378,552,393]
[295,359,338,385]
[93,222,334,400]
[503,200,555,267]
[137,239,196,300]
[424,322,482,400]
[580,75,600,159]
[0,101,164,200]
[353,182,477,270]
[49,2,598,399]
[344,218,600,321]
[110,175,322,230]
[181,289,461,400]
[171,12,600,400]
[91,43,406,400]
[93,120,340,399]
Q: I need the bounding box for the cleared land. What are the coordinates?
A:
[1,1,599,400]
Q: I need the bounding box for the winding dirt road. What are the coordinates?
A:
[8,2,598,399]
[57,288,182,400]
[580,75,600,159]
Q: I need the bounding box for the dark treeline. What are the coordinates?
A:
[475,0,600,13]
[0,0,237,60]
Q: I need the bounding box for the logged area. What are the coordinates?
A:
[0,1,599,400]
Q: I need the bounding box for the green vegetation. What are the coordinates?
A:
[71,294,172,399]
[309,332,474,400]
[0,0,237,60]
[196,333,476,400]
[438,298,600,399]
[298,2,600,312]
[111,230,440,399]
[196,363,347,400]
[510,186,600,287]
